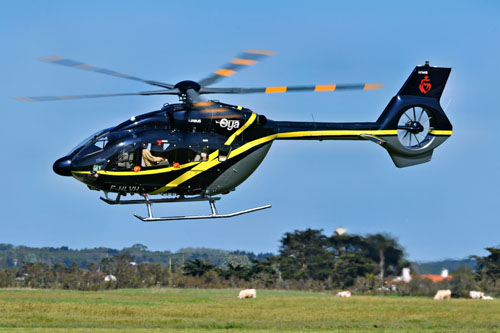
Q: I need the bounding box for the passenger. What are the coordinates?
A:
[193,152,208,162]
[142,147,166,167]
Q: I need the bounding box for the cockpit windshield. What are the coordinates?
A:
[71,129,136,170]
[67,127,113,155]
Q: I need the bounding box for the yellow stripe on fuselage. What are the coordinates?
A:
[230,134,277,159]
[150,151,222,194]
[429,130,453,136]
[276,129,398,139]
[224,112,257,146]
[71,162,198,176]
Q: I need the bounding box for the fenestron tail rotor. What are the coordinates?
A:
[397,106,432,150]
[14,51,384,104]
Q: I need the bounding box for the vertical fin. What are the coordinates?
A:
[397,62,451,101]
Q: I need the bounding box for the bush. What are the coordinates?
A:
[449,266,478,298]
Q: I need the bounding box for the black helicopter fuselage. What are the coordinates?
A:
[53,101,398,197]
[20,51,453,220]
[54,62,455,198]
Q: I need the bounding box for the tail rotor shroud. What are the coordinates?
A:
[372,63,452,168]
[397,106,432,150]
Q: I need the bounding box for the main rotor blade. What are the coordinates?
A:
[199,83,383,94]
[13,89,181,102]
[198,49,275,87]
[40,56,174,89]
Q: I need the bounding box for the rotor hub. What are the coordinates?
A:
[174,80,201,93]
[405,120,424,134]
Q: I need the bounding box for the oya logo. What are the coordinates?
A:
[216,118,240,131]
[419,76,431,94]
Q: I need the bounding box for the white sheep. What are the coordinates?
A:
[336,291,352,297]
[237,289,256,299]
[469,291,484,299]
[433,289,451,300]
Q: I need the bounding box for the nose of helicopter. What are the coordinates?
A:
[53,156,73,176]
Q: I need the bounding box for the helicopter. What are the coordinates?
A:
[16,50,452,221]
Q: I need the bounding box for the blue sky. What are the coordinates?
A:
[1,1,499,261]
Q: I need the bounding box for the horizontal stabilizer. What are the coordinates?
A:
[389,150,433,168]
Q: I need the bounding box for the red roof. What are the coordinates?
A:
[420,274,453,282]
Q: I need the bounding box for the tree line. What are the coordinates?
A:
[0,229,498,296]
[0,243,271,269]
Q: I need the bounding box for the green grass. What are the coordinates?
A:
[0,288,498,331]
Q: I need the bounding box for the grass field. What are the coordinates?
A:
[0,288,498,332]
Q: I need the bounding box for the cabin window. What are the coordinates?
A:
[139,141,176,168]
[141,142,171,167]
[107,144,141,171]
[115,150,135,169]
[218,145,231,162]
[190,145,211,162]
[138,142,214,168]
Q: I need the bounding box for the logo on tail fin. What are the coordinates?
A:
[419,76,431,94]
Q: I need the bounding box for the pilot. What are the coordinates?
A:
[142,144,166,167]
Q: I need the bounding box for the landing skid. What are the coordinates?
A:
[100,193,271,222]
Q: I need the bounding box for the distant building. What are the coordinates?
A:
[392,267,412,283]
[335,227,347,235]
[421,268,452,282]
[401,267,412,282]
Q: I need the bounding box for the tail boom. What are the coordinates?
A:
[274,121,395,141]
[272,62,452,168]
